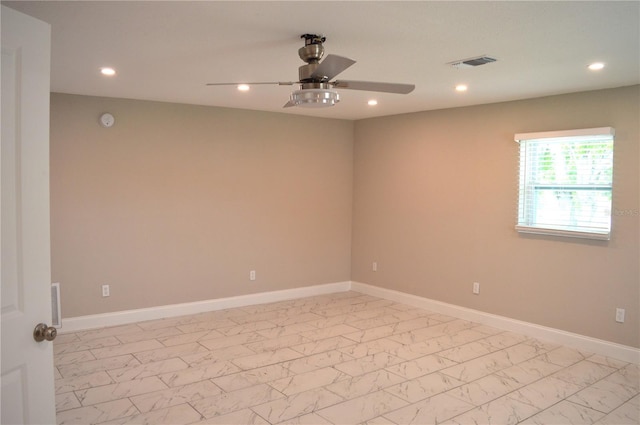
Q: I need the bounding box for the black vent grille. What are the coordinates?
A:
[462,56,496,66]
[449,56,497,69]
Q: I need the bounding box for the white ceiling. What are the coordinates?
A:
[4,1,639,120]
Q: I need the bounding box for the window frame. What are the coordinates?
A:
[515,127,615,241]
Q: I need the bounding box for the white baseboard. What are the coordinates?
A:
[351,281,640,364]
[60,281,351,333]
[61,279,638,364]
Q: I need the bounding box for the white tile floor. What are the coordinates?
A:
[54,291,640,424]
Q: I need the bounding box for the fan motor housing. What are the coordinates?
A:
[300,82,331,90]
[298,34,326,82]
[298,43,324,64]
[299,63,321,82]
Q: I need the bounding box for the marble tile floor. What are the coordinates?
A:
[53,291,639,425]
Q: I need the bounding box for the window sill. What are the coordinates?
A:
[515,225,610,241]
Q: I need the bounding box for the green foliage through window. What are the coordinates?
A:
[516,128,614,240]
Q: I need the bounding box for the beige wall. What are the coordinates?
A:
[351,86,639,348]
[51,87,639,348]
[50,94,354,317]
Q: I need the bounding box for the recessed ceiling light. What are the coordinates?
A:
[368,99,378,106]
[100,67,116,76]
[237,84,250,91]
[455,84,468,92]
[588,62,605,71]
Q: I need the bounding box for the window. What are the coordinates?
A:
[515,127,614,240]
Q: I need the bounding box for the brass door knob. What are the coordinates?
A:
[33,323,57,342]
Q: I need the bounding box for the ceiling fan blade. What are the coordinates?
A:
[206,82,295,86]
[332,80,415,94]
[310,55,356,81]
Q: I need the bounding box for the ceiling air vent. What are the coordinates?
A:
[449,55,497,69]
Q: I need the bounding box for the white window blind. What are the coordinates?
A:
[515,127,614,240]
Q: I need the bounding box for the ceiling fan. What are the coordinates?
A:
[207,34,415,108]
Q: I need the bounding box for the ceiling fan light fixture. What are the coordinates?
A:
[209,34,414,109]
[289,88,340,108]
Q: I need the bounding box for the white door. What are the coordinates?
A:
[1,6,56,425]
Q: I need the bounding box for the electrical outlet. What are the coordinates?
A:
[102,284,110,297]
[249,270,256,281]
[372,262,378,272]
[473,282,480,294]
[615,308,625,323]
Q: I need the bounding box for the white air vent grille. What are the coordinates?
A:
[449,55,497,69]
[52,282,61,328]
